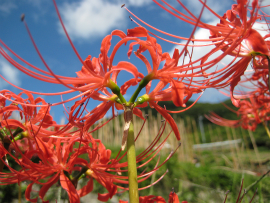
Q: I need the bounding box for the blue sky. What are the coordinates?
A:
[0,0,249,122]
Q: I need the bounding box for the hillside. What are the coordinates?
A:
[139,99,270,148]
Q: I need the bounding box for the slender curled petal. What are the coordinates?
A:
[150,102,180,140]
[39,173,60,203]
[139,195,166,203]
[171,80,186,107]
[119,193,184,203]
[77,178,93,197]
[60,171,80,203]
[205,112,240,128]
[25,183,38,202]
[127,26,148,37]
[169,192,180,203]
[111,61,144,80]
[246,29,269,55]
[206,95,270,132]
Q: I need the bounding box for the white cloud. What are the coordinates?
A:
[0,2,16,14]
[0,58,21,88]
[126,0,152,7]
[57,0,127,41]
[252,22,269,37]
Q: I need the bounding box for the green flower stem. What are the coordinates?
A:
[124,106,139,203]
[63,171,72,180]
[12,127,24,137]
[0,127,7,139]
[13,133,24,142]
[134,94,150,107]
[73,166,88,180]
[18,183,22,203]
[128,73,153,104]
[262,120,270,139]
[241,169,270,199]
[127,121,139,203]
[107,80,127,104]
[57,186,61,203]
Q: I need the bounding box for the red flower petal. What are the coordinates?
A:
[78,178,94,197]
[39,173,59,202]
[169,192,180,203]
[171,80,186,107]
[60,171,80,203]
[25,182,38,203]
[150,102,180,140]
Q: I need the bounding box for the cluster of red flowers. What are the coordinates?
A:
[119,192,187,203]
[0,90,179,202]
[125,0,270,135]
[0,0,269,202]
[203,0,270,134]
[206,96,270,132]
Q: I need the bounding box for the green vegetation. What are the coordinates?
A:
[142,99,270,148]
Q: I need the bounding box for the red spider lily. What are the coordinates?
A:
[123,1,237,77]
[0,28,142,103]
[0,3,143,108]
[0,0,206,155]
[81,121,180,200]
[168,192,180,203]
[72,29,144,92]
[206,96,270,132]
[205,0,270,106]
[135,79,203,140]
[191,0,270,106]
[1,17,194,144]
[205,111,241,128]
[0,110,179,203]
[67,89,145,133]
[0,91,62,171]
[0,133,108,203]
[119,192,186,203]
[0,91,70,142]
[65,26,204,143]
[139,195,166,203]
[125,18,209,90]
[71,134,119,202]
[124,0,270,107]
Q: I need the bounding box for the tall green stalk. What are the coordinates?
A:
[108,75,153,203]
[57,186,61,203]
[18,183,21,203]
[126,108,139,203]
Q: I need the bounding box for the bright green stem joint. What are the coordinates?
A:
[134,94,150,107]
[13,133,24,142]
[127,121,139,203]
[13,127,24,137]
[0,127,7,139]
[74,166,88,180]
[12,128,24,141]
[129,73,154,104]
[107,79,127,104]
